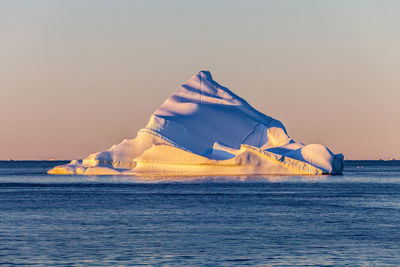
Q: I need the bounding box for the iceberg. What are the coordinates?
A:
[48,71,344,176]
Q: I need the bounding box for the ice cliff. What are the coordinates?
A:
[48,71,344,175]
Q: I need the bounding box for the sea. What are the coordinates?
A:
[1,160,400,266]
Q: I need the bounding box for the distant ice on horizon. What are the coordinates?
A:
[48,71,343,176]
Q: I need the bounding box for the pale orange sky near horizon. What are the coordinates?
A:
[1,0,399,160]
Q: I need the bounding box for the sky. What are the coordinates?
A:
[0,0,399,160]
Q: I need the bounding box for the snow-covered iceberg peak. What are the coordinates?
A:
[145,70,290,157]
[48,71,344,176]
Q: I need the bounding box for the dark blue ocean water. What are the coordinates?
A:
[1,161,400,266]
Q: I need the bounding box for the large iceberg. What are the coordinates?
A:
[49,71,343,175]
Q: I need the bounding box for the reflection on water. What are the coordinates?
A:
[106,174,329,183]
[0,160,400,265]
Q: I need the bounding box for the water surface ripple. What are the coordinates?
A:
[1,161,400,266]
